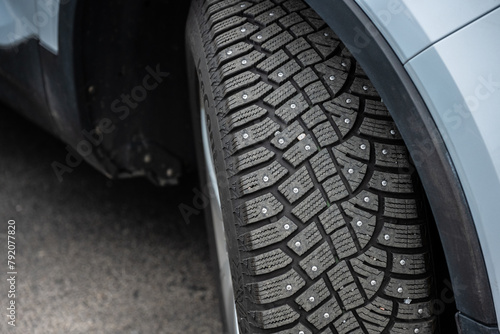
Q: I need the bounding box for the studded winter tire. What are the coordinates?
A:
[186,0,437,333]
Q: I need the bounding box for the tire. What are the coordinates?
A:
[186,1,437,333]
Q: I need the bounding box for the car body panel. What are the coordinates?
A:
[405,8,500,327]
[0,0,59,54]
[355,0,500,63]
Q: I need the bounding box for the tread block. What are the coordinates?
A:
[278,166,314,204]
[275,93,309,123]
[251,304,300,329]
[378,222,423,248]
[291,188,326,223]
[287,221,322,255]
[250,23,282,44]
[263,81,297,108]
[365,99,390,117]
[213,15,247,37]
[392,252,428,275]
[357,297,392,324]
[293,67,320,88]
[262,31,295,52]
[360,117,402,140]
[397,300,433,320]
[301,105,327,129]
[350,258,384,299]
[217,41,253,66]
[328,260,354,291]
[286,36,311,56]
[243,0,274,17]
[297,49,322,67]
[338,282,364,310]
[240,216,297,251]
[208,1,247,25]
[249,269,306,304]
[283,134,317,167]
[233,147,275,173]
[333,136,371,161]
[226,81,273,112]
[269,60,302,84]
[370,170,414,193]
[351,77,378,97]
[257,49,290,73]
[290,21,314,37]
[255,7,287,26]
[383,197,418,219]
[221,50,266,79]
[306,297,341,329]
[275,323,312,334]
[215,23,259,50]
[245,248,292,276]
[390,320,435,334]
[312,121,338,147]
[322,174,349,202]
[283,0,308,12]
[335,152,367,192]
[241,193,283,224]
[374,142,410,168]
[279,13,303,29]
[385,277,431,299]
[331,226,357,259]
[224,104,267,132]
[300,8,325,29]
[295,278,330,312]
[345,190,378,212]
[271,120,304,150]
[299,241,335,279]
[334,311,361,334]
[348,212,376,249]
[229,117,279,153]
[221,71,261,97]
[318,204,345,234]
[310,149,337,183]
[238,161,288,195]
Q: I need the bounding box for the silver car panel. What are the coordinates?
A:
[405,9,500,326]
[355,0,500,62]
[0,0,59,54]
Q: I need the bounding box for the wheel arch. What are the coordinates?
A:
[304,0,497,327]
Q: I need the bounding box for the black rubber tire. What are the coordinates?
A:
[186,0,436,333]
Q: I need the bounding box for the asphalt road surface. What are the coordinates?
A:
[0,110,223,333]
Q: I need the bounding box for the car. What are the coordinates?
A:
[1,0,499,333]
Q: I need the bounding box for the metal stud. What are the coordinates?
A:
[262,207,268,214]
[257,35,263,40]
[309,296,315,302]
[323,32,329,37]
[242,94,248,100]
[323,313,330,319]
[384,234,390,240]
[293,187,299,194]
[382,149,388,155]
[418,308,423,315]
[414,329,420,334]
[362,85,369,91]
[286,284,292,291]
[299,331,305,334]
[297,133,306,140]
[241,59,247,65]
[348,168,354,174]
[341,62,346,67]
[295,241,301,247]
[269,12,274,16]
[290,103,297,109]
[305,145,311,151]
[381,180,388,187]
[390,129,396,135]
[356,220,363,227]
[284,224,290,230]
[329,75,335,81]
[243,133,249,139]
[240,4,246,7]
[278,138,285,145]
[363,196,370,203]
[346,98,352,104]
[370,280,377,286]
[311,266,318,272]
[344,118,350,124]
[226,50,233,55]
[400,259,406,266]
[277,72,284,77]
[263,175,269,182]
[240,27,246,33]
[397,287,403,293]
[360,144,367,150]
